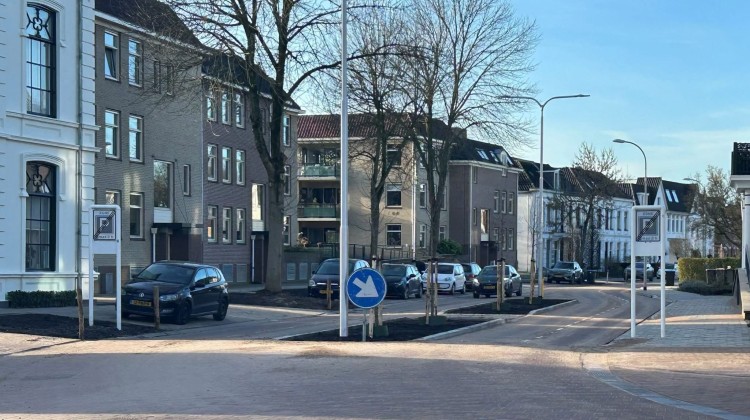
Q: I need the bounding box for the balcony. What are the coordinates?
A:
[298,204,340,220]
[299,163,340,179]
[731,143,750,176]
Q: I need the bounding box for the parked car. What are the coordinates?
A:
[461,262,482,292]
[121,261,229,325]
[381,263,423,299]
[546,261,584,284]
[624,262,655,281]
[658,263,678,281]
[472,264,523,298]
[421,263,466,295]
[307,258,370,299]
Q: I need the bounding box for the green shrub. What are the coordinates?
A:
[5,290,77,308]
[437,239,462,255]
[677,258,740,282]
[678,280,733,296]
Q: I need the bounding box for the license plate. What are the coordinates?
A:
[131,299,152,307]
[319,289,332,295]
[484,285,495,290]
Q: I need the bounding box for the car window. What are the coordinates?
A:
[316,260,339,275]
[207,267,221,283]
[437,264,454,274]
[136,263,196,284]
[454,266,463,275]
[479,266,497,276]
[553,262,574,269]
[382,265,406,276]
[194,268,209,285]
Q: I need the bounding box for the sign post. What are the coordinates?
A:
[89,205,122,330]
[629,205,667,338]
[346,268,387,341]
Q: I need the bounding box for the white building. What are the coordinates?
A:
[0,1,97,302]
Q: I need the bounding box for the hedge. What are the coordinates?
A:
[676,258,741,283]
[5,290,77,308]
[678,280,733,296]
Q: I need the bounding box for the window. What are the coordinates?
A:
[236,208,246,244]
[441,187,447,210]
[439,226,446,241]
[182,164,191,196]
[480,209,489,234]
[152,61,160,92]
[207,205,217,242]
[104,110,119,158]
[222,207,232,243]
[387,146,401,167]
[103,31,118,80]
[508,193,515,214]
[386,184,402,207]
[207,144,217,181]
[493,191,499,213]
[206,91,216,121]
[153,161,171,208]
[25,162,56,271]
[252,184,264,221]
[624,212,629,231]
[472,208,477,226]
[493,227,500,243]
[105,190,120,206]
[419,184,426,208]
[128,115,143,161]
[419,225,426,248]
[234,92,244,127]
[502,229,507,250]
[387,224,402,246]
[236,150,245,185]
[221,90,230,124]
[282,115,291,146]
[221,147,231,183]
[283,215,291,245]
[471,166,477,183]
[506,228,514,250]
[129,193,143,238]
[128,39,141,86]
[25,5,56,117]
[501,191,507,213]
[284,165,291,195]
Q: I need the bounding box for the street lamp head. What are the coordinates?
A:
[613,139,626,144]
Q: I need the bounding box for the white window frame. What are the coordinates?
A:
[221,146,232,184]
[284,165,291,195]
[128,115,143,162]
[386,224,402,247]
[236,150,245,186]
[283,215,291,245]
[282,115,291,146]
[105,190,120,206]
[387,146,401,167]
[439,226,446,241]
[207,144,217,181]
[128,39,142,86]
[236,208,246,244]
[221,90,230,125]
[472,207,477,226]
[104,31,119,80]
[386,184,402,207]
[207,205,218,242]
[419,224,426,248]
[129,192,143,239]
[182,164,191,196]
[206,91,216,121]
[501,191,507,213]
[222,207,232,243]
[419,184,426,208]
[493,190,499,213]
[234,92,244,128]
[104,110,119,158]
[507,228,514,250]
[508,192,515,215]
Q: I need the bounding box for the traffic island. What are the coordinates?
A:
[282,317,486,342]
[0,314,157,340]
[445,298,573,315]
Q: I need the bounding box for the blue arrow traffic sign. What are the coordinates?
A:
[346,268,387,309]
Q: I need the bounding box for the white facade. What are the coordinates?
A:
[0,0,97,301]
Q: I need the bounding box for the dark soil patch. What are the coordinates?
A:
[285,317,486,342]
[231,288,341,310]
[445,298,572,315]
[0,314,158,340]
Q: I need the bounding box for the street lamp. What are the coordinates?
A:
[613,139,648,205]
[510,94,589,299]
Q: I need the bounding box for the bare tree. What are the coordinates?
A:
[547,144,626,269]
[688,166,741,250]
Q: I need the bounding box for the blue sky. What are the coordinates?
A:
[508,0,749,183]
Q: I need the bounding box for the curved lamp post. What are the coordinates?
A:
[510,94,589,298]
[613,139,647,204]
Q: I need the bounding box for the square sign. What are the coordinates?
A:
[93,209,116,241]
[636,209,660,242]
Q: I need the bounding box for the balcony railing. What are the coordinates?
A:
[298,204,340,218]
[299,163,340,178]
[732,142,750,176]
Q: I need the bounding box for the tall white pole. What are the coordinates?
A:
[339,0,349,337]
[630,207,636,337]
[537,107,544,298]
[660,206,666,338]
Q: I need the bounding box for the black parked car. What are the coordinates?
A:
[472,264,523,298]
[121,262,229,325]
[307,258,370,299]
[546,261,584,284]
[381,263,423,299]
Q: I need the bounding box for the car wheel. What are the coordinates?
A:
[485,294,491,298]
[402,287,409,300]
[174,302,191,325]
[415,286,423,299]
[460,284,466,294]
[450,284,455,295]
[473,292,480,299]
[213,297,229,321]
[516,285,523,296]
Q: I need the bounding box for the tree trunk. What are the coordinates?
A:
[264,178,284,292]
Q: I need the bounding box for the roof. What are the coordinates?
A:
[514,158,556,191]
[661,180,697,212]
[298,114,455,141]
[633,177,662,205]
[202,53,300,110]
[450,139,514,167]
[95,0,203,48]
